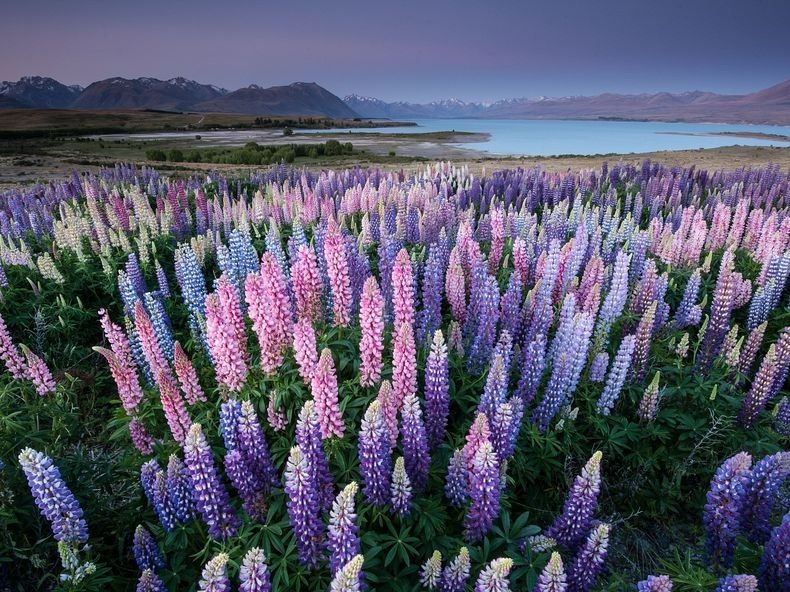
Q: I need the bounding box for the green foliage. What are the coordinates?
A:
[0,178,786,591]
[144,149,166,161]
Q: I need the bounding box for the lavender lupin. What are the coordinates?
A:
[140,460,175,531]
[445,449,468,507]
[239,547,272,592]
[673,269,702,329]
[474,557,513,592]
[421,550,442,590]
[198,553,230,592]
[224,449,267,521]
[391,456,412,516]
[166,454,194,524]
[515,333,547,406]
[536,552,567,592]
[238,400,279,489]
[330,554,365,592]
[588,352,608,383]
[329,482,361,575]
[713,575,758,592]
[637,575,673,592]
[440,547,471,592]
[479,352,508,422]
[154,260,170,298]
[596,335,636,416]
[18,448,88,544]
[775,397,790,437]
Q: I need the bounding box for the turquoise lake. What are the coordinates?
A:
[304,118,790,156]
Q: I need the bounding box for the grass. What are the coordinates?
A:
[0,108,415,138]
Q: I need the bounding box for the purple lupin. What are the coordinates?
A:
[566,523,610,592]
[424,330,450,450]
[284,445,326,568]
[703,452,752,570]
[328,482,361,575]
[183,423,239,541]
[464,441,501,542]
[400,392,431,491]
[545,451,603,550]
[358,399,392,507]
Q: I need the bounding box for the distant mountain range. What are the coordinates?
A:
[1,75,788,124]
[345,80,790,125]
[0,76,356,118]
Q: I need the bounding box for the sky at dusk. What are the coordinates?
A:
[2,0,789,103]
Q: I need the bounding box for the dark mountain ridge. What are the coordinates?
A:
[0,76,358,118]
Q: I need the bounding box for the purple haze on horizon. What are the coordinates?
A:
[1,0,788,103]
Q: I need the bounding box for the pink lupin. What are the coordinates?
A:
[134,301,170,380]
[311,348,344,439]
[359,276,385,387]
[324,220,352,327]
[157,369,191,443]
[293,318,319,384]
[246,253,292,374]
[94,346,143,412]
[392,321,417,413]
[488,207,505,274]
[97,309,143,412]
[445,246,467,323]
[267,391,288,431]
[21,345,56,396]
[377,380,399,448]
[392,248,415,328]
[462,413,491,474]
[205,292,248,392]
[512,236,529,285]
[0,313,26,379]
[291,245,323,322]
[216,276,247,357]
[128,417,155,455]
[173,341,206,404]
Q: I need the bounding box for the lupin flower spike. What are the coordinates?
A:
[239,547,272,592]
[391,456,413,516]
[18,448,88,543]
[545,451,603,550]
[329,554,365,592]
[420,550,442,590]
[329,482,361,575]
[474,557,513,592]
[535,552,567,592]
[198,553,230,592]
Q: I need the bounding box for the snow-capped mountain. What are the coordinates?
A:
[71,77,228,110]
[0,76,83,108]
[344,82,790,125]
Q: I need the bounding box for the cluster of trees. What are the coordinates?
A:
[146,140,354,165]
